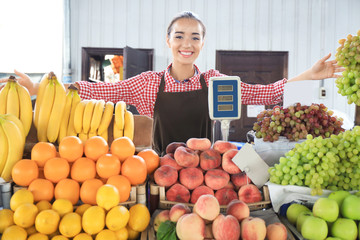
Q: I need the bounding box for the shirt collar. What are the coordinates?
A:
[165,63,201,84]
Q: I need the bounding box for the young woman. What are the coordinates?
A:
[0,11,344,155]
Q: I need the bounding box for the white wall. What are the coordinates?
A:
[70,0,360,122]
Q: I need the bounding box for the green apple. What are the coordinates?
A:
[301,216,328,240]
[328,190,351,209]
[313,198,339,222]
[325,237,342,240]
[341,195,360,220]
[296,211,313,232]
[286,203,311,225]
[330,218,357,240]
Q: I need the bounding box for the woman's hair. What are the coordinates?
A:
[167,11,206,38]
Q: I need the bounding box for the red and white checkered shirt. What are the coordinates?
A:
[77,64,287,118]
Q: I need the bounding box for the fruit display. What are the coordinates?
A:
[253,103,344,142]
[335,29,360,105]
[154,195,287,240]
[153,138,264,206]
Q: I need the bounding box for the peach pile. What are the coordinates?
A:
[154,194,287,240]
[154,138,263,205]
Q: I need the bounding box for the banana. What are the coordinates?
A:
[67,89,81,136]
[34,72,50,128]
[97,101,114,135]
[47,77,67,142]
[0,120,9,174]
[73,100,89,134]
[15,81,33,136]
[0,82,10,114]
[2,114,26,141]
[123,110,134,141]
[90,99,105,133]
[82,99,96,134]
[58,90,73,143]
[37,79,55,142]
[113,122,123,139]
[99,129,108,143]
[114,101,126,131]
[88,131,97,139]
[0,118,25,181]
[6,81,20,118]
[78,130,88,143]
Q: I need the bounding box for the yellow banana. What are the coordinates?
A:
[82,99,96,134]
[2,114,26,141]
[114,101,126,131]
[34,72,50,128]
[57,90,73,143]
[97,101,114,135]
[73,100,89,134]
[67,89,81,136]
[123,110,134,141]
[90,99,105,133]
[78,130,88,143]
[0,82,10,114]
[6,81,20,118]
[113,122,123,139]
[0,120,9,174]
[15,81,33,136]
[47,77,67,143]
[99,129,108,143]
[88,131,97,138]
[0,118,25,181]
[37,79,55,142]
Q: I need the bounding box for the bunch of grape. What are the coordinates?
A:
[269,126,360,195]
[253,103,344,142]
[335,30,360,105]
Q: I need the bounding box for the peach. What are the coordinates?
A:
[222,149,241,174]
[191,185,214,204]
[226,199,250,222]
[231,172,252,188]
[166,142,187,154]
[205,223,214,239]
[169,203,191,222]
[204,169,230,190]
[241,217,266,240]
[266,222,288,240]
[212,140,237,154]
[212,214,241,240]
[176,213,205,240]
[193,194,220,221]
[238,184,262,203]
[153,210,170,232]
[224,181,235,190]
[199,149,222,171]
[179,167,204,190]
[174,146,199,167]
[166,183,190,203]
[160,153,183,171]
[186,138,212,151]
[214,188,238,205]
[154,165,178,187]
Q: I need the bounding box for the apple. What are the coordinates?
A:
[286,203,311,225]
[330,218,357,240]
[312,198,339,222]
[301,216,328,240]
[153,210,170,232]
[325,237,342,240]
[341,195,360,220]
[296,211,313,232]
[328,190,351,209]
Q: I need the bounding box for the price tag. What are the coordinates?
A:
[232,143,270,187]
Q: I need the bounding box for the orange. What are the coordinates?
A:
[96,154,121,179]
[110,137,135,163]
[121,156,147,186]
[54,178,80,205]
[11,159,39,186]
[28,178,54,202]
[31,142,57,167]
[80,178,104,205]
[137,149,160,174]
[59,136,84,162]
[44,157,70,183]
[84,136,109,161]
[71,157,96,183]
[107,175,131,202]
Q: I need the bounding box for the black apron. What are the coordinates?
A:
[152,74,212,156]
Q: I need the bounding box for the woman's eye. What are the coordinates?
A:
[175,36,183,39]
[193,37,200,41]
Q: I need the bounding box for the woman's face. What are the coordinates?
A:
[166,18,204,66]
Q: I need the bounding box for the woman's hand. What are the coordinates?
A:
[310,53,345,80]
[0,70,39,96]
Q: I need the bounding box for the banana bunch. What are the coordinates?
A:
[34,72,67,142]
[114,101,134,140]
[73,99,114,142]
[0,114,26,181]
[0,76,33,137]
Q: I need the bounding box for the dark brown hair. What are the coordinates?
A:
[167,11,206,38]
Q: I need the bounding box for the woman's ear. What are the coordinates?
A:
[166,35,171,48]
